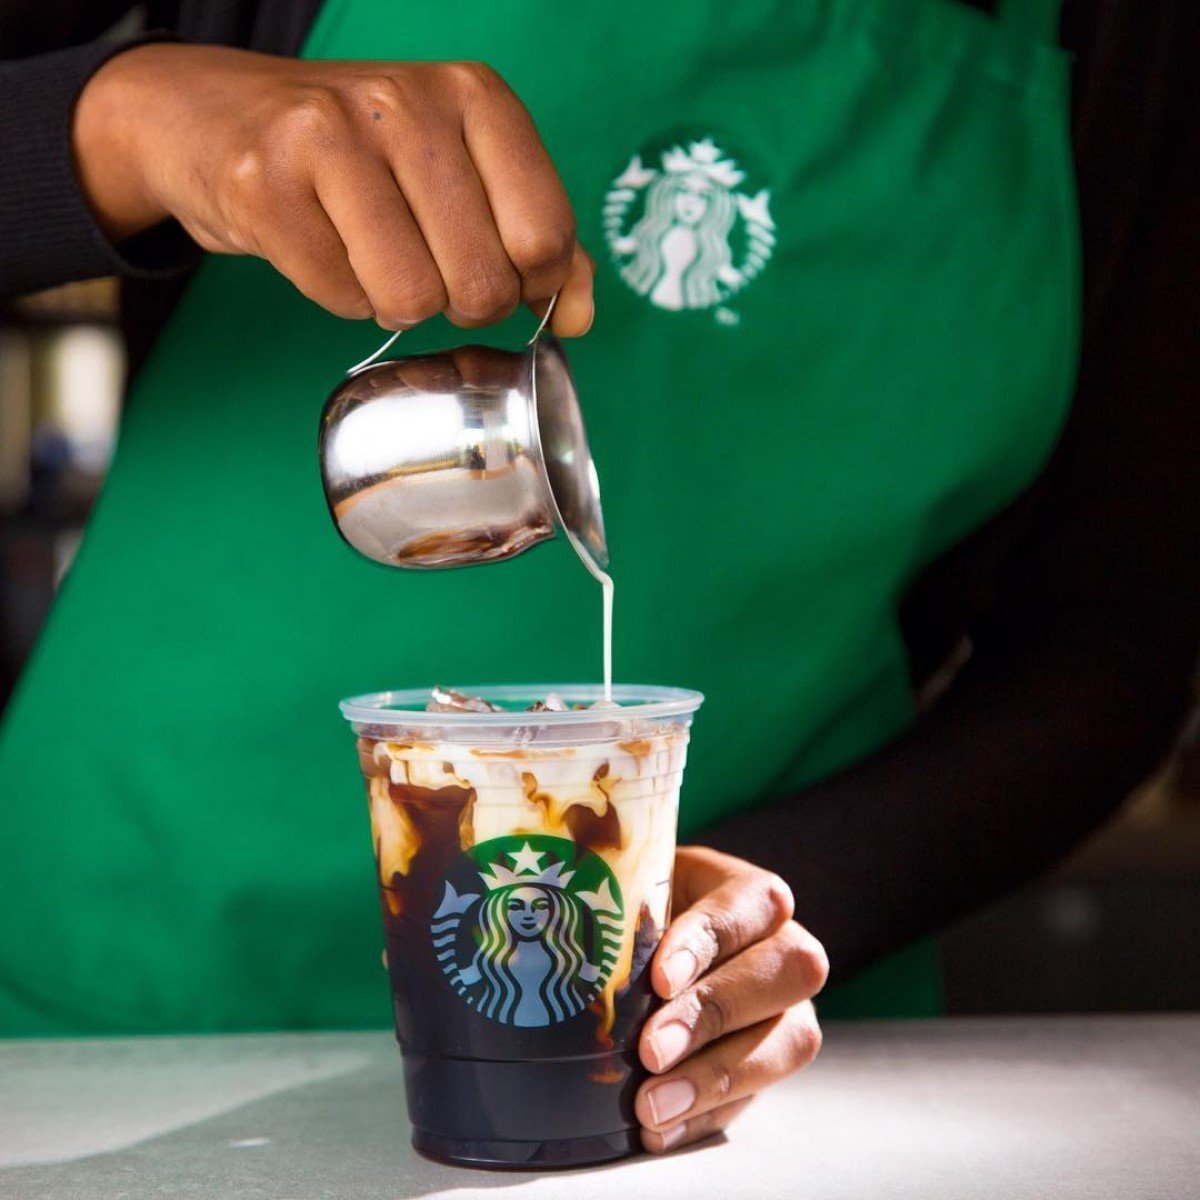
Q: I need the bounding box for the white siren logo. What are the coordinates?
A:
[431,835,624,1028]
[604,136,775,315]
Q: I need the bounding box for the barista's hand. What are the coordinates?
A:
[73,44,593,335]
[637,846,827,1153]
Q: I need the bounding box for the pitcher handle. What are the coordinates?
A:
[345,293,559,376]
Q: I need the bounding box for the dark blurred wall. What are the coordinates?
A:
[0,280,123,706]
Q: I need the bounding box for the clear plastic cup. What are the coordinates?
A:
[339,684,703,1168]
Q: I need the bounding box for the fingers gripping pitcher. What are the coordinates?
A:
[340,686,703,1167]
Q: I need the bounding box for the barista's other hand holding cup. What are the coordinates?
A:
[72,45,594,336]
[637,847,828,1153]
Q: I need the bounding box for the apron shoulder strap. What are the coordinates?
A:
[994,0,1062,44]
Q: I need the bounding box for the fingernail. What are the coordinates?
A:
[580,297,595,335]
[648,1021,691,1072]
[647,1078,696,1126]
[658,1123,687,1151]
[662,950,698,996]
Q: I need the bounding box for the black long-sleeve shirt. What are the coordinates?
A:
[2,0,1197,985]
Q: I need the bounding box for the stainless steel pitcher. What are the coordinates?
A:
[318,311,607,571]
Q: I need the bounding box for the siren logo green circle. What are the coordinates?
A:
[431,835,624,1027]
[604,135,775,314]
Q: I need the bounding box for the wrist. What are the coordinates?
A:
[73,42,175,241]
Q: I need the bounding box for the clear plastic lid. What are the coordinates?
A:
[339,684,703,746]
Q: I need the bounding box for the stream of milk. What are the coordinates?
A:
[564,530,613,703]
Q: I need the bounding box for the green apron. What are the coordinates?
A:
[0,0,1076,1034]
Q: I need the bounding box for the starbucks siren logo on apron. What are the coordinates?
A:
[604,136,774,318]
[431,835,624,1027]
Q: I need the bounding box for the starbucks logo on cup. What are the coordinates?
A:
[431,835,624,1027]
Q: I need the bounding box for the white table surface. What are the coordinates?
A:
[3,1015,1197,1199]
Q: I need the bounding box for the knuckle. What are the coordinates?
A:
[808,940,830,993]
[445,59,506,97]
[350,72,406,110]
[760,871,795,920]
[375,265,447,326]
[225,147,271,205]
[705,1056,735,1102]
[810,1018,824,1061]
[778,922,829,994]
[788,1010,823,1068]
[507,222,575,279]
[451,264,519,323]
[691,912,724,969]
[275,87,346,143]
[697,908,736,963]
[225,142,304,214]
[324,290,374,321]
[692,982,734,1043]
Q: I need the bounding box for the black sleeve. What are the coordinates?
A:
[0,32,200,302]
[698,0,1200,984]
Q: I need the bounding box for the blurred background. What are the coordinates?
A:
[0,280,122,705]
[1,279,1198,1013]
